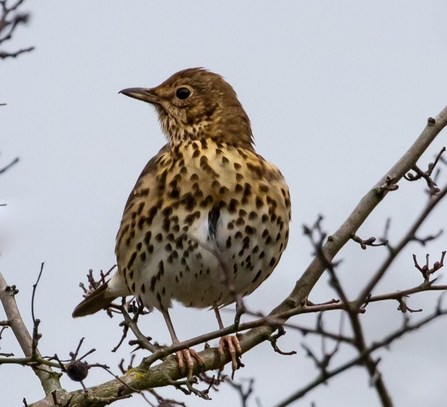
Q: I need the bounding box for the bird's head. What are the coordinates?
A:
[120,68,254,149]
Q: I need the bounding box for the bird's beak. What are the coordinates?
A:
[119,87,159,104]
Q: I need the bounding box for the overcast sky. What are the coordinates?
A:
[2,2,447,406]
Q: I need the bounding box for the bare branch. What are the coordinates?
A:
[0,0,34,60]
[0,156,19,174]
[356,183,447,308]
[275,299,447,407]
[0,272,62,396]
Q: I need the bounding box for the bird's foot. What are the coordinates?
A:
[218,335,244,378]
[176,348,205,379]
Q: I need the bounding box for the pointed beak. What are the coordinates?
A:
[119,87,159,104]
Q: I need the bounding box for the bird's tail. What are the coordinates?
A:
[72,283,115,317]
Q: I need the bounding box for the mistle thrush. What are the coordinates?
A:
[73,68,291,374]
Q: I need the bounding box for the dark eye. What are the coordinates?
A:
[176,87,191,100]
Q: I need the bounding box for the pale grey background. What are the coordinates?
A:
[2,2,447,406]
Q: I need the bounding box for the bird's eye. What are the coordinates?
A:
[176,87,191,100]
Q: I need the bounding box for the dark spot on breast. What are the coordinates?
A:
[162,206,173,217]
[162,218,170,232]
[229,199,238,213]
[127,252,137,269]
[148,244,154,254]
[200,195,213,208]
[245,225,254,235]
[252,269,262,283]
[150,276,156,291]
[194,189,204,199]
[137,216,147,230]
[269,257,277,267]
[234,162,242,170]
[236,149,248,159]
[190,173,199,181]
[243,183,252,197]
[261,214,269,223]
[192,149,200,158]
[226,236,232,248]
[175,237,185,249]
[266,196,278,208]
[235,184,243,193]
[256,197,264,209]
[247,162,264,178]
[140,252,147,262]
[141,283,146,294]
[200,155,208,167]
[236,217,245,226]
[137,202,145,215]
[249,211,258,220]
[227,222,234,230]
[131,282,136,292]
[147,206,158,224]
[139,188,150,196]
[235,231,243,239]
[215,148,222,155]
[165,243,172,252]
[183,194,197,211]
[259,251,265,259]
[128,269,133,280]
[155,233,163,242]
[259,184,269,193]
[158,261,164,276]
[236,173,244,182]
[136,242,142,251]
[222,156,229,165]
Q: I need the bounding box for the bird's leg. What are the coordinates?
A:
[214,255,246,329]
[214,307,243,375]
[161,309,204,379]
[233,293,246,329]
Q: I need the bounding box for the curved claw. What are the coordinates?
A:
[176,348,205,378]
[218,335,243,375]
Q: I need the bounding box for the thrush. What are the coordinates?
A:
[73,68,291,376]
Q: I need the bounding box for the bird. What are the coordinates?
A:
[73,68,291,376]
